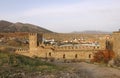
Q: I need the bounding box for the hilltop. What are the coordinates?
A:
[0,20,53,33]
[72,30,111,34]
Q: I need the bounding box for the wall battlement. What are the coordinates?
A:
[15,49,29,53]
[54,46,100,51]
[29,33,37,36]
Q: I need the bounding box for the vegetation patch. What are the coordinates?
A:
[0,51,64,78]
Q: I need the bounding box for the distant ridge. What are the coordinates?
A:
[0,20,53,33]
[71,30,111,34]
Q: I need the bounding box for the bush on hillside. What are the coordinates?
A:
[0,52,57,71]
[93,50,115,63]
[114,57,120,67]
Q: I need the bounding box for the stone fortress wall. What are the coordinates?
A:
[15,32,110,62]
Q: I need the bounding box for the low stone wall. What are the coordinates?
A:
[15,49,32,57]
[54,46,100,51]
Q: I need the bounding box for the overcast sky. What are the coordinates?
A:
[0,0,120,33]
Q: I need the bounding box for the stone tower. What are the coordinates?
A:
[29,33,37,53]
[113,30,120,56]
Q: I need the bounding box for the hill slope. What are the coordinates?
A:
[72,30,111,34]
[0,20,53,33]
[0,51,60,78]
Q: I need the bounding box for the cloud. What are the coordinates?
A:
[1,0,120,32]
[22,0,120,18]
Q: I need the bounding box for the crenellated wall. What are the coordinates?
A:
[54,46,100,51]
[15,33,108,61]
[15,49,32,57]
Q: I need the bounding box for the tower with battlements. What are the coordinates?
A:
[29,33,37,53]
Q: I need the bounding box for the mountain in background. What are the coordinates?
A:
[0,20,112,34]
[71,30,111,34]
[0,20,53,33]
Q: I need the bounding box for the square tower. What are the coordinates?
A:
[29,33,37,53]
[113,30,120,56]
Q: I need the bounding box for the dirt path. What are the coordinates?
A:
[58,62,120,78]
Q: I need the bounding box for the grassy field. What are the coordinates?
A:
[0,51,64,78]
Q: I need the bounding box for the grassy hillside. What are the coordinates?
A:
[0,20,53,33]
[0,51,63,78]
